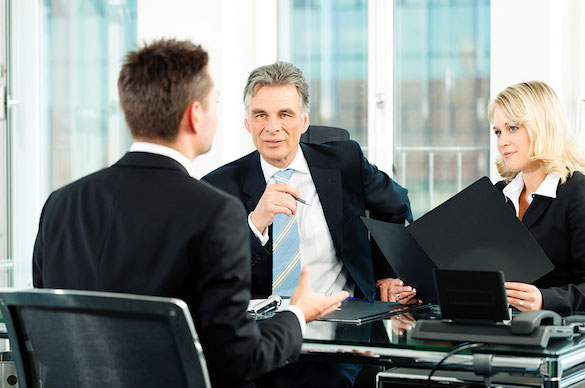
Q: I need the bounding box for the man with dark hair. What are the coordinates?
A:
[33,39,347,388]
[202,61,413,387]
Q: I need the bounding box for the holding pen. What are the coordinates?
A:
[292,195,310,206]
[248,179,310,235]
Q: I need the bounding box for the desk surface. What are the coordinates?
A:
[302,306,585,359]
[302,308,585,386]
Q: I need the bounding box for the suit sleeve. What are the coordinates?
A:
[32,228,44,288]
[540,179,585,315]
[359,144,413,223]
[33,195,54,288]
[357,142,413,279]
[202,167,273,298]
[194,197,302,387]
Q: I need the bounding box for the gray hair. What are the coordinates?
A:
[243,61,310,115]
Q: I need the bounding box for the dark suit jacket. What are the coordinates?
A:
[33,152,302,388]
[202,140,413,299]
[496,171,585,315]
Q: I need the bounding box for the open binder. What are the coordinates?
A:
[362,177,554,303]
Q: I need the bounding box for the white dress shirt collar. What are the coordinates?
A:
[129,142,196,177]
[259,145,310,182]
[503,171,561,215]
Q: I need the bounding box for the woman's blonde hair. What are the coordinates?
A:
[488,81,585,183]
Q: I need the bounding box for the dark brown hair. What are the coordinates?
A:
[118,39,212,141]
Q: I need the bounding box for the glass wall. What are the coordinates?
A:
[277,0,490,219]
[4,0,490,286]
[0,0,9,287]
[394,0,491,218]
[278,0,368,149]
[42,0,137,190]
[7,0,137,287]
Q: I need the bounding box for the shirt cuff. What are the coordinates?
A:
[248,213,269,246]
[283,304,307,336]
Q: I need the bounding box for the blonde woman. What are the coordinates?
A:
[489,80,585,316]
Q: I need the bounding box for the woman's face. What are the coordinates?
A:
[492,107,539,173]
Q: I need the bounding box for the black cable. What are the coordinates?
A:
[426,342,485,388]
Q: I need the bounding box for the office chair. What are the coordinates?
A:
[0,289,211,388]
[300,125,350,144]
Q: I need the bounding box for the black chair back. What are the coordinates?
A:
[0,289,210,388]
[301,125,350,144]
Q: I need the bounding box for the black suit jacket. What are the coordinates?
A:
[496,171,585,315]
[202,140,413,299]
[33,152,302,388]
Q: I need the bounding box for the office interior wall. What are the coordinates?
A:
[490,0,585,182]
[9,0,44,288]
[137,0,278,178]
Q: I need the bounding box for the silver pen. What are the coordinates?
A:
[292,196,310,206]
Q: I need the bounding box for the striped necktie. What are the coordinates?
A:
[271,168,301,297]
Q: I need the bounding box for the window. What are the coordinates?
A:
[279,0,490,218]
[278,0,369,149]
[394,0,491,218]
[0,0,9,287]
[4,0,491,288]
[42,0,136,189]
[7,0,137,287]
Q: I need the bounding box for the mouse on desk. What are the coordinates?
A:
[510,310,562,335]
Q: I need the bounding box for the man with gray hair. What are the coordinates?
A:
[204,61,413,304]
[203,62,413,386]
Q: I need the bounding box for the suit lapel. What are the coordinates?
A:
[522,196,553,229]
[242,152,267,213]
[302,144,344,254]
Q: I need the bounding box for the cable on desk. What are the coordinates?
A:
[426,342,485,388]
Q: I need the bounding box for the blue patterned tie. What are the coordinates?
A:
[271,169,301,297]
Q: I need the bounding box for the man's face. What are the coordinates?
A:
[244,84,309,169]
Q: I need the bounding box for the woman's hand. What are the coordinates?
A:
[390,312,416,336]
[505,282,543,311]
[377,278,418,304]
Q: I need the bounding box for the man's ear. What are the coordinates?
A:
[188,101,202,134]
[244,116,252,134]
[301,112,310,134]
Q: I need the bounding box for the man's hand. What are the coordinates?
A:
[250,184,301,234]
[377,277,418,304]
[290,266,349,322]
[506,282,543,311]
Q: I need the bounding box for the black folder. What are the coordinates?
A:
[362,218,438,303]
[318,299,428,324]
[362,177,554,303]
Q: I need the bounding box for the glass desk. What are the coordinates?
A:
[301,307,585,387]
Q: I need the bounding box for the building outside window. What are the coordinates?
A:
[280,0,490,219]
[2,0,490,287]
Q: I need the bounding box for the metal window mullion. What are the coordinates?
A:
[457,151,462,191]
[429,151,434,209]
